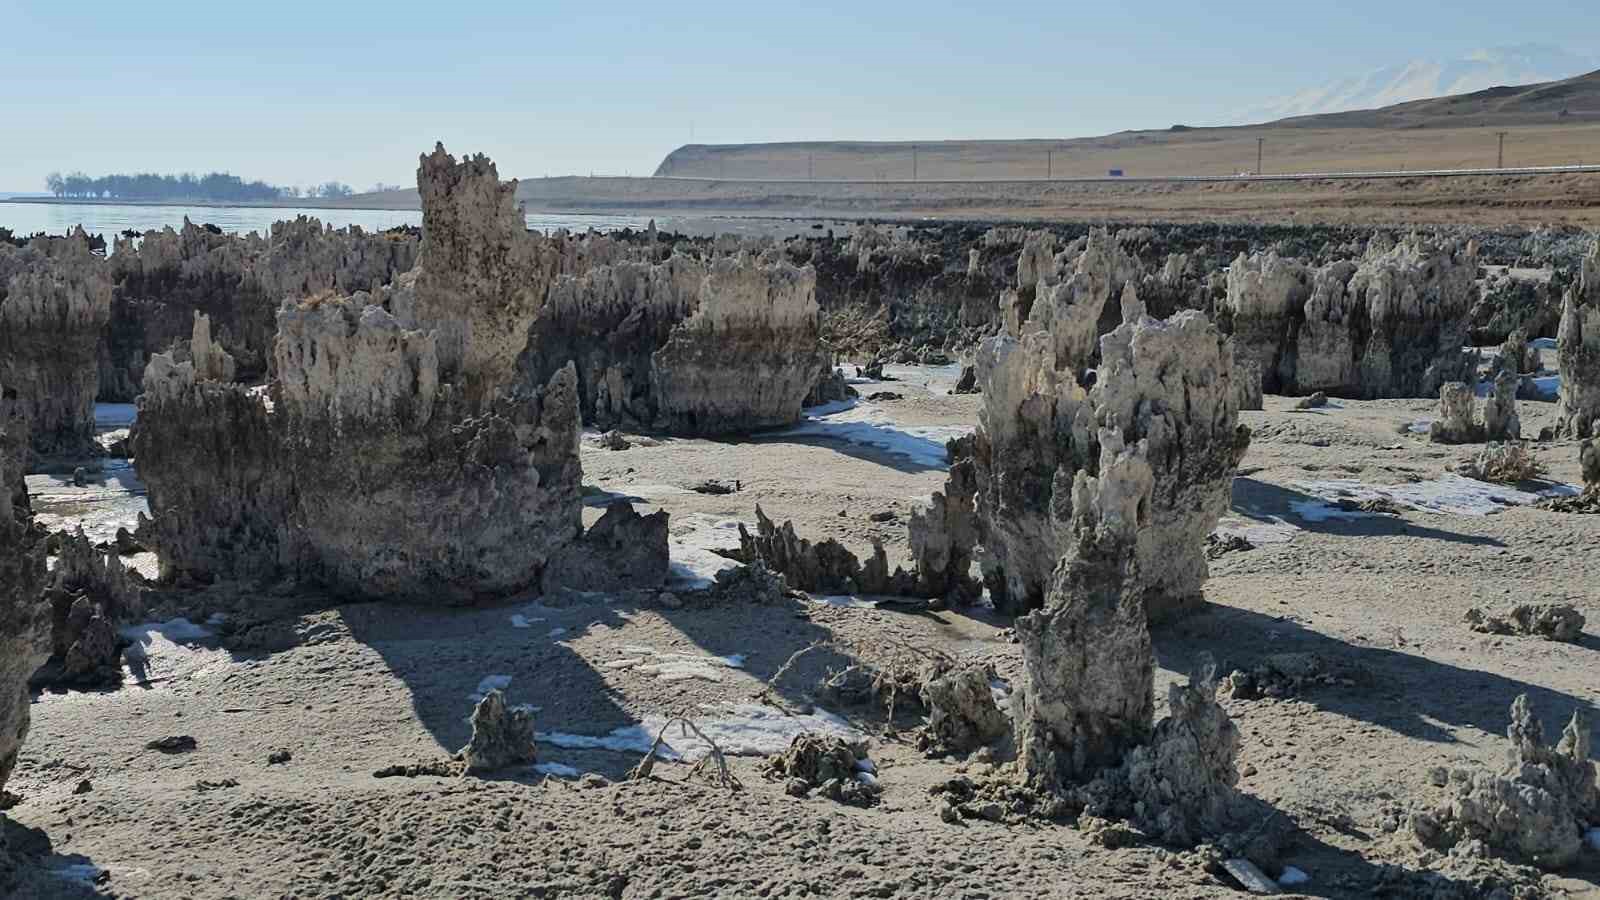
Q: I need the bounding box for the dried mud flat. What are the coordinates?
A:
[6,371,1600,899]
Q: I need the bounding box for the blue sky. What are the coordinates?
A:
[2,0,1595,190]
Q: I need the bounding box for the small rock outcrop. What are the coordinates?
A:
[1413,695,1598,869]
[920,661,1009,755]
[1483,369,1521,441]
[1554,237,1600,439]
[1429,382,1484,444]
[0,419,48,797]
[134,146,595,602]
[1464,604,1586,642]
[32,529,143,687]
[541,501,669,595]
[459,690,537,773]
[0,228,112,458]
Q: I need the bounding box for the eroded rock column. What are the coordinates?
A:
[1555,237,1600,439]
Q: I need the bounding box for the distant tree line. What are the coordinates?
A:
[44,171,356,202]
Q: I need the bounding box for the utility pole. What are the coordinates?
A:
[1256,137,1264,176]
[1497,131,1508,169]
[912,145,918,181]
[808,152,814,182]
[1047,149,1053,180]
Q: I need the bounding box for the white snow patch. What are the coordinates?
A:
[855,771,880,787]
[118,618,228,684]
[510,614,546,629]
[533,761,581,778]
[813,595,879,609]
[1278,866,1311,887]
[1296,475,1576,517]
[1406,419,1433,435]
[548,627,569,639]
[667,513,746,590]
[1530,337,1558,350]
[607,646,747,682]
[538,703,866,762]
[779,401,971,469]
[1288,500,1369,523]
[469,675,512,702]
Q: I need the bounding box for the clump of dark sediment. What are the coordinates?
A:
[132,145,654,603]
[101,215,419,400]
[1463,604,1585,642]
[1412,694,1599,869]
[763,734,880,806]
[517,249,832,435]
[0,227,112,459]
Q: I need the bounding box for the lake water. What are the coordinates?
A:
[0,200,653,245]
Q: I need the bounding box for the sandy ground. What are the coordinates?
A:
[6,365,1600,899]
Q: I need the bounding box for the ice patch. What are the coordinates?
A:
[469,675,512,702]
[1530,337,1557,350]
[1585,827,1600,851]
[50,863,105,885]
[538,702,867,761]
[548,627,569,639]
[855,771,879,787]
[122,617,211,644]
[1296,475,1577,517]
[510,614,544,629]
[1211,515,1301,544]
[1278,866,1310,887]
[605,646,747,682]
[1406,419,1433,435]
[1288,500,1368,523]
[667,513,746,590]
[533,761,581,778]
[778,401,971,469]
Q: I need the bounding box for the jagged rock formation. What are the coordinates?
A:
[459,690,537,773]
[1012,442,1156,790]
[1413,695,1598,869]
[541,502,668,595]
[517,251,829,435]
[906,436,980,599]
[1218,251,1312,393]
[1554,237,1600,439]
[1484,369,1521,441]
[31,528,142,687]
[1091,672,1244,847]
[1464,604,1586,642]
[971,306,1250,617]
[736,506,914,596]
[0,419,48,798]
[1430,382,1484,444]
[0,228,112,457]
[1232,355,1264,412]
[1584,437,1600,486]
[1221,236,1476,399]
[101,216,418,400]
[920,661,1009,754]
[1499,328,1535,375]
[763,734,879,806]
[134,146,602,603]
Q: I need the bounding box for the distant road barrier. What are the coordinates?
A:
[643,164,1600,186]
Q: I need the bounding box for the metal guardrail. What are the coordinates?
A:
[642,164,1600,186]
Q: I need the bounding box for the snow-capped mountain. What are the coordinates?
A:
[1239,45,1597,122]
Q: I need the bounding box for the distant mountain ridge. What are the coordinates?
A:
[1239,45,1598,122]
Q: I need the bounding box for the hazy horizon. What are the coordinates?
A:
[5,0,1596,191]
